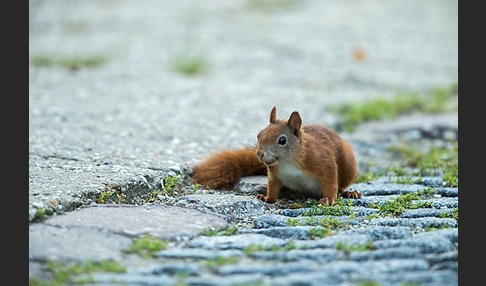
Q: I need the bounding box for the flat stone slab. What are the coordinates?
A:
[156,248,244,260]
[176,193,265,220]
[29,224,132,262]
[349,182,428,196]
[187,233,287,250]
[233,176,268,194]
[44,204,227,240]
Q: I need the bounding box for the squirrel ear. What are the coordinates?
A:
[288,111,302,136]
[270,106,277,123]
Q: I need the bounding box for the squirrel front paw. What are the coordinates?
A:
[255,194,276,204]
[318,197,336,206]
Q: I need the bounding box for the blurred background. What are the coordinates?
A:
[29,0,458,170]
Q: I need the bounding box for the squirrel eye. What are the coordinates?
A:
[278,136,287,145]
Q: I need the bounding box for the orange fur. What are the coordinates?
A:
[192,147,267,189]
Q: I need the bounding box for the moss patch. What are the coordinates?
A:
[170,49,209,75]
[335,241,374,252]
[330,83,458,132]
[30,53,110,70]
[29,260,125,286]
[368,191,434,216]
[389,144,458,187]
[124,234,169,258]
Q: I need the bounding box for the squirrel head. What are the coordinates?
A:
[256,106,302,166]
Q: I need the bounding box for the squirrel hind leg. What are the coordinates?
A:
[338,189,362,199]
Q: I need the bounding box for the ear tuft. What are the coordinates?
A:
[270,106,277,123]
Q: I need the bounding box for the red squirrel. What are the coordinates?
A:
[192,107,361,205]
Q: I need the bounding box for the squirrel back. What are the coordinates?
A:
[192,107,360,205]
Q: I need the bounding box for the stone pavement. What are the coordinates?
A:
[29,0,458,285]
[29,176,458,285]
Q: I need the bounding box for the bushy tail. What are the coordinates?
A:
[192,147,267,189]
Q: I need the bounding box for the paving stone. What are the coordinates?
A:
[322,259,431,283]
[349,182,428,196]
[374,236,455,254]
[279,206,378,217]
[415,228,458,244]
[436,188,459,197]
[185,274,266,286]
[176,193,265,220]
[400,208,454,218]
[425,251,458,265]
[348,247,423,261]
[271,272,343,286]
[365,258,430,273]
[29,223,132,262]
[87,273,176,286]
[354,196,457,210]
[156,248,243,260]
[294,233,371,249]
[240,226,313,240]
[187,233,288,250]
[351,195,401,207]
[370,217,457,228]
[43,204,227,240]
[259,214,357,228]
[216,261,317,277]
[350,206,380,217]
[146,263,202,277]
[253,214,290,229]
[429,197,458,208]
[371,270,458,286]
[233,176,267,195]
[249,248,338,262]
[431,261,458,271]
[29,261,49,280]
[349,226,413,240]
[416,176,444,188]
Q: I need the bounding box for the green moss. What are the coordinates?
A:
[30,53,109,70]
[330,83,458,132]
[30,260,125,286]
[243,241,296,254]
[204,256,240,267]
[309,226,335,238]
[287,215,349,231]
[358,280,381,286]
[300,197,355,216]
[201,225,238,236]
[35,208,46,220]
[170,50,209,75]
[124,234,169,258]
[335,241,374,252]
[247,0,298,12]
[355,172,380,183]
[369,191,433,216]
[389,144,458,187]
[424,224,452,232]
[97,183,126,204]
[440,207,458,220]
[161,174,183,196]
[139,174,184,203]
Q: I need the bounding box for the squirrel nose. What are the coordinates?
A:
[257,151,264,160]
